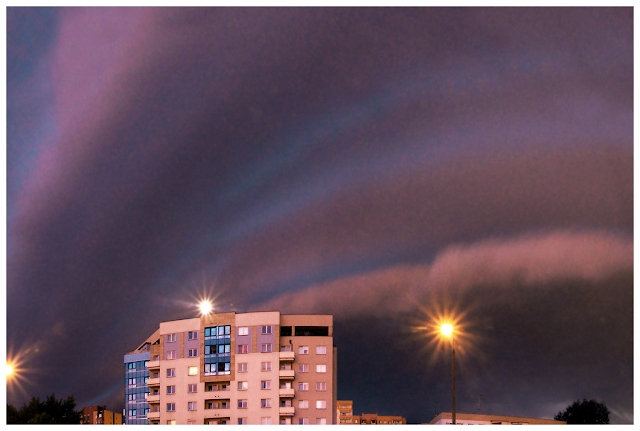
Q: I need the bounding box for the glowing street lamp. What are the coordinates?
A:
[441,323,456,425]
[6,364,13,377]
[199,299,213,316]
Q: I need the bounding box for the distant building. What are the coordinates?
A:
[337,400,406,424]
[125,311,336,425]
[80,405,122,424]
[429,412,566,425]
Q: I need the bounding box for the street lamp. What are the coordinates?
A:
[199,299,213,315]
[440,324,456,425]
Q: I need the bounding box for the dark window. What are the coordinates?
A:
[280,326,292,336]
[294,326,329,336]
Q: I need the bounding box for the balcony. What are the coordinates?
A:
[279,388,295,398]
[279,369,295,379]
[279,351,295,361]
[147,360,160,369]
[279,406,295,416]
[147,411,160,420]
[146,378,160,386]
[147,395,160,403]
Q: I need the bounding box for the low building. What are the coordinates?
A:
[337,400,406,424]
[80,405,122,424]
[429,412,566,425]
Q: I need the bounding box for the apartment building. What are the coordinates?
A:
[124,311,336,425]
[429,412,566,425]
[337,400,406,425]
[80,405,122,424]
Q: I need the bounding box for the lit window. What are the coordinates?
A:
[166,334,177,343]
[261,325,272,334]
[316,400,326,409]
[238,418,248,424]
[187,419,196,425]
[167,368,175,377]
[299,400,309,409]
[166,350,177,360]
[261,380,271,390]
[317,418,327,425]
[316,346,326,355]
[188,384,197,393]
[167,420,176,425]
[261,362,271,371]
[238,381,248,391]
[188,366,198,375]
[238,363,248,372]
[166,403,175,412]
[238,327,249,336]
[238,399,247,408]
[298,364,309,373]
[316,364,326,373]
[167,386,175,394]
[261,418,272,425]
[298,418,309,425]
[188,331,198,340]
[316,382,326,391]
[238,344,249,354]
[261,343,273,353]
[188,402,197,411]
[298,382,309,391]
[188,348,198,357]
[299,346,309,354]
[261,399,271,408]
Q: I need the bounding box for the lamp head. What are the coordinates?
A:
[440,323,453,337]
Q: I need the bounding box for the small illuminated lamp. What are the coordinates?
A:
[440,323,453,337]
[6,364,13,377]
[199,300,213,316]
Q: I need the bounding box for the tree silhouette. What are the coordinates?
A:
[6,393,81,424]
[554,399,610,424]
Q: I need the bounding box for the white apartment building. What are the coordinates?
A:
[124,311,336,425]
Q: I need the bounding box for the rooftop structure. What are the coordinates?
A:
[429,412,566,425]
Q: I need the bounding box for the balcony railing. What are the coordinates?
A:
[279,351,295,361]
[279,388,295,398]
[147,411,160,420]
[147,395,160,403]
[279,369,295,379]
[147,360,160,369]
[146,378,160,386]
[279,406,295,416]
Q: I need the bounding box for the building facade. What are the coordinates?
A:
[429,412,566,425]
[337,400,406,424]
[124,312,336,425]
[80,405,123,424]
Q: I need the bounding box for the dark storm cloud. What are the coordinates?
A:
[7,7,632,423]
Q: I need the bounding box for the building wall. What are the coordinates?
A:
[430,412,566,425]
[127,312,335,425]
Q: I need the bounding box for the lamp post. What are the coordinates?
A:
[441,324,456,425]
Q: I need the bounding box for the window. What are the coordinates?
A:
[238,399,248,408]
[167,368,175,377]
[238,381,248,391]
[261,362,271,371]
[298,364,309,373]
[238,344,249,354]
[166,403,175,412]
[298,418,309,425]
[167,385,175,394]
[280,326,292,336]
[316,400,326,409]
[167,420,176,425]
[261,418,272,425]
[188,401,197,411]
[238,363,248,372]
[188,331,198,340]
[298,382,309,391]
[187,419,196,425]
[127,378,136,387]
[261,380,271,389]
[261,399,271,408]
[261,325,272,334]
[188,366,198,375]
[127,362,135,369]
[188,348,198,357]
[317,418,327,425]
[316,382,326,391]
[166,333,177,343]
[261,343,273,353]
[299,400,309,409]
[238,418,248,425]
[238,326,249,336]
[316,364,327,373]
[166,350,177,360]
[128,409,137,417]
[188,384,197,393]
[299,346,309,354]
[316,346,326,355]
[280,345,292,352]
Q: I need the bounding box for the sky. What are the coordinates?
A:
[5,7,633,424]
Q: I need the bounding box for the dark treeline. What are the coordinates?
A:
[7,393,81,424]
